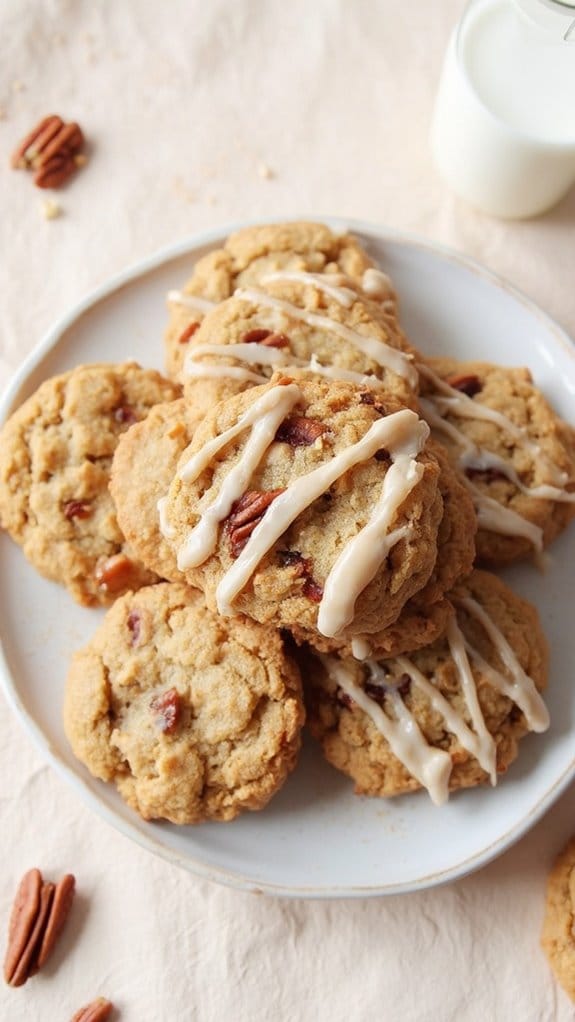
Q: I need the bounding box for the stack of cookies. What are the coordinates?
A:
[1,221,574,823]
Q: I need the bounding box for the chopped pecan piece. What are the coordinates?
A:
[127,610,142,646]
[11,114,85,189]
[64,499,92,520]
[3,869,76,987]
[275,416,327,447]
[225,489,285,557]
[359,391,389,416]
[302,577,323,602]
[95,553,138,594]
[277,549,323,602]
[178,321,200,344]
[242,328,290,348]
[444,373,482,397]
[114,404,138,426]
[70,998,114,1022]
[150,688,181,734]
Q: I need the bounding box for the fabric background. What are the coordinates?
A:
[1,2,574,1019]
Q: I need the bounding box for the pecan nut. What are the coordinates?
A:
[225,489,285,557]
[242,328,290,348]
[150,688,182,734]
[444,373,482,397]
[275,416,327,447]
[70,998,114,1022]
[95,553,138,594]
[3,869,76,987]
[11,114,86,189]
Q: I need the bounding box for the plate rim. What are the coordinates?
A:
[1,216,574,899]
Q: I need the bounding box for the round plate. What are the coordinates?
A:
[1,219,574,898]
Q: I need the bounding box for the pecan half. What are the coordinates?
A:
[225,489,285,557]
[64,499,92,520]
[3,869,76,987]
[275,416,327,447]
[444,373,482,397]
[11,114,86,189]
[150,688,181,734]
[178,321,200,344]
[95,553,138,594]
[70,998,114,1022]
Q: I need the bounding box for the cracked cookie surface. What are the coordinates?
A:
[0,362,179,605]
[63,582,304,824]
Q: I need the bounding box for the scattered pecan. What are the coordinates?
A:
[178,321,200,344]
[95,553,138,594]
[277,549,323,602]
[64,499,92,520]
[127,610,142,646]
[242,328,290,348]
[444,373,482,397]
[11,114,86,189]
[3,869,75,987]
[225,489,284,557]
[302,577,323,602]
[114,404,138,426]
[359,391,388,416]
[70,997,114,1022]
[275,416,327,447]
[374,448,390,463]
[150,688,181,734]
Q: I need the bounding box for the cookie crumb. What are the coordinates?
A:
[12,80,25,94]
[40,198,61,220]
[257,161,274,180]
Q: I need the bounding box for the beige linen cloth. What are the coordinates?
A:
[1,2,574,1019]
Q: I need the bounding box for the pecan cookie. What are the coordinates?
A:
[110,397,203,582]
[305,570,549,803]
[541,835,575,1002]
[63,583,304,824]
[0,362,180,605]
[164,220,389,382]
[160,376,443,642]
[418,356,575,564]
[180,270,419,415]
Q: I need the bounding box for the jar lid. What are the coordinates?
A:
[514,0,575,39]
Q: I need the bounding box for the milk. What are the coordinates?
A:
[431,0,575,218]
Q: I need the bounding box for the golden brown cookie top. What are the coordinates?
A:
[63,582,304,824]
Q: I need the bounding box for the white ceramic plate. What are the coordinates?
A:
[1,219,574,899]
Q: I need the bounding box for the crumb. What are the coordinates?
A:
[12,80,25,94]
[40,198,61,220]
[257,161,275,180]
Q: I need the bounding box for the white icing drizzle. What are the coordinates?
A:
[318,586,548,804]
[320,655,452,806]
[184,363,268,384]
[351,637,373,660]
[166,290,216,313]
[235,287,418,386]
[457,595,549,732]
[261,271,358,307]
[187,342,291,368]
[157,496,176,539]
[176,383,302,568]
[318,411,429,636]
[361,268,395,301]
[470,486,544,552]
[215,408,425,623]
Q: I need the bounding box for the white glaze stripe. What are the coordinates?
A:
[320,655,452,806]
[457,595,549,731]
[167,290,216,313]
[262,271,358,307]
[176,384,302,569]
[235,287,417,385]
[185,363,268,384]
[157,496,176,540]
[215,408,424,619]
[445,617,497,782]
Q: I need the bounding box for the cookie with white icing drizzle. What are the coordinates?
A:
[161,376,443,641]
[180,269,419,416]
[110,397,203,582]
[289,440,477,658]
[164,221,381,382]
[0,362,180,606]
[63,582,305,824]
[305,569,549,805]
[541,835,575,1002]
[418,356,575,564]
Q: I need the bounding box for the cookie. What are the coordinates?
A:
[63,583,305,824]
[0,362,180,606]
[541,836,575,1002]
[290,440,477,658]
[306,569,549,804]
[181,271,419,413]
[164,220,390,381]
[110,398,202,582]
[418,357,575,564]
[161,376,443,641]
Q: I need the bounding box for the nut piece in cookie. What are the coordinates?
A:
[161,376,443,642]
[0,362,180,606]
[305,570,549,804]
[63,583,305,824]
[541,835,575,1002]
[418,356,575,565]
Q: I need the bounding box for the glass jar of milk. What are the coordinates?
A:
[431,0,575,218]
